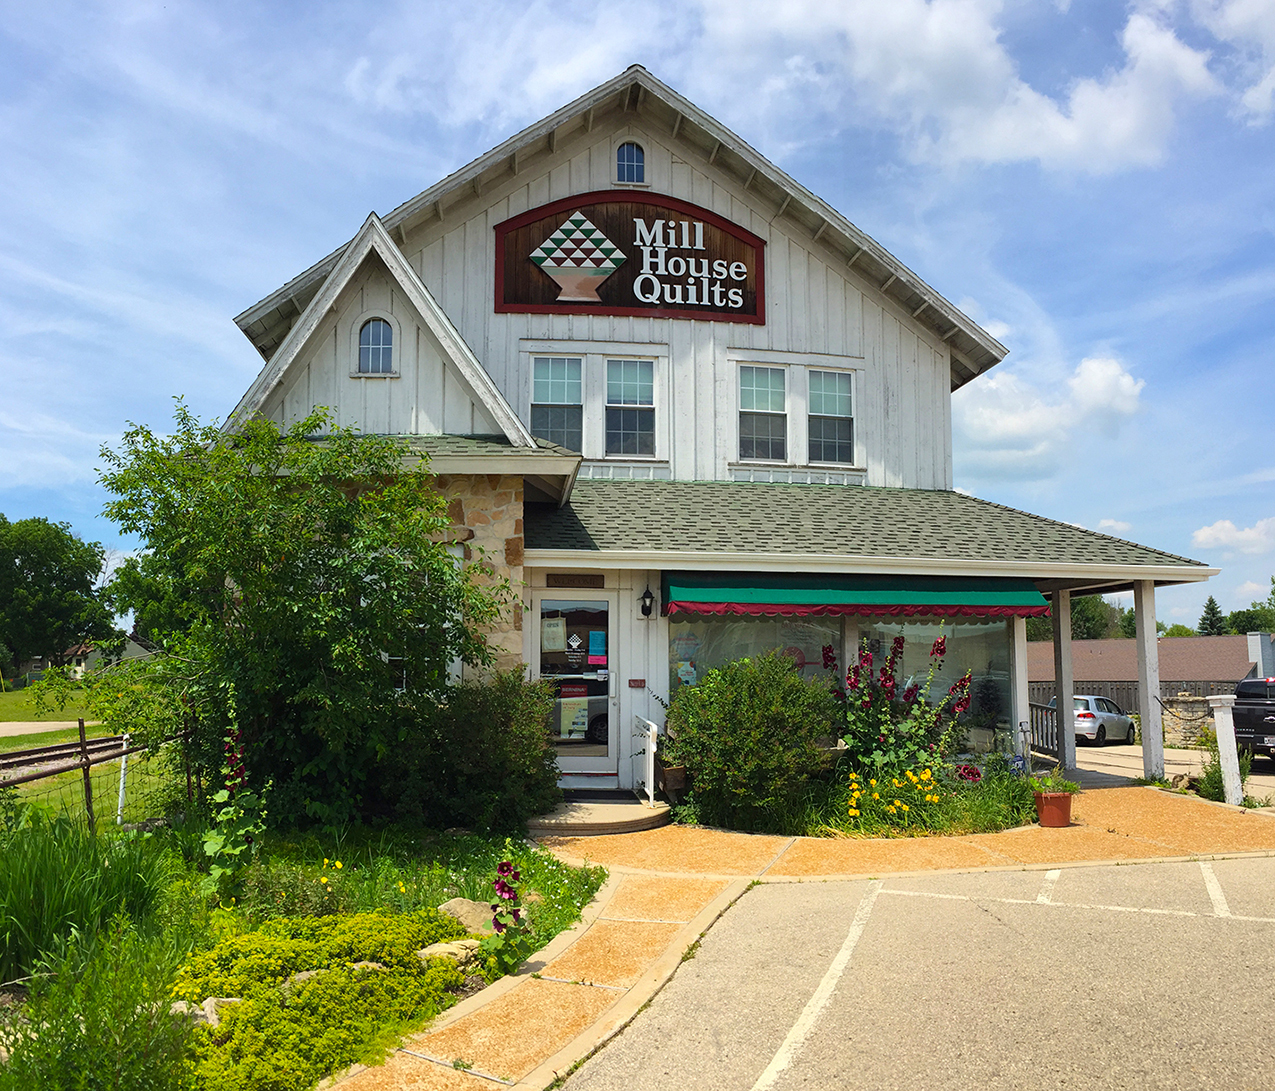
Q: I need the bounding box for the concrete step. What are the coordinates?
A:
[528,795,672,837]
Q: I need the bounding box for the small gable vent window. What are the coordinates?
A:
[359,318,393,374]
[616,141,645,184]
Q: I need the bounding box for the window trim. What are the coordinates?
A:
[604,357,657,457]
[730,358,861,470]
[613,138,649,188]
[522,342,668,462]
[806,367,855,466]
[348,309,403,378]
[530,355,585,452]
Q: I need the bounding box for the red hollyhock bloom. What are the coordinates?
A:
[822,644,837,670]
[930,636,946,658]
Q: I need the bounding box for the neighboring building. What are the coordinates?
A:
[65,634,155,680]
[1026,634,1268,713]
[227,66,1215,787]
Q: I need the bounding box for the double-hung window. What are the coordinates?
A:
[605,359,654,455]
[807,370,854,463]
[531,357,583,451]
[739,365,787,461]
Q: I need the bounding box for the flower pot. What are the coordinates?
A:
[656,761,686,795]
[1034,791,1073,828]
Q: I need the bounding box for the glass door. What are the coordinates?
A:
[538,597,616,769]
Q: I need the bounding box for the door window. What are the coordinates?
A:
[540,599,610,749]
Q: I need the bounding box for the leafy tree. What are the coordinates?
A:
[1163,623,1197,638]
[1198,595,1227,635]
[1026,595,1121,641]
[1227,577,1275,635]
[99,403,509,824]
[0,514,113,670]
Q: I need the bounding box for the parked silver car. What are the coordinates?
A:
[1047,695,1136,746]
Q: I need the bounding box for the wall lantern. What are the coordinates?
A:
[639,586,656,618]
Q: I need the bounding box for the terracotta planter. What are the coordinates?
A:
[1034,791,1073,828]
[656,761,686,795]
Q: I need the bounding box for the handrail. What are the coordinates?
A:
[633,714,659,806]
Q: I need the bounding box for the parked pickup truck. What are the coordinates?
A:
[1233,678,1275,759]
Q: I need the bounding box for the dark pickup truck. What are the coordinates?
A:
[1234,678,1275,759]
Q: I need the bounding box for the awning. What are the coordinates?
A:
[661,572,1050,618]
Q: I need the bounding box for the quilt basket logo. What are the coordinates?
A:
[529,211,626,302]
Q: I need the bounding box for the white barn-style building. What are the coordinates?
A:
[228,66,1214,792]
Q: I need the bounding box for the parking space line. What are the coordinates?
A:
[1200,861,1232,917]
[749,879,883,1091]
[1036,869,1061,904]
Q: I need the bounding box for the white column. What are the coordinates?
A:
[1011,615,1030,760]
[1208,694,1243,806]
[1135,579,1164,780]
[1052,590,1076,770]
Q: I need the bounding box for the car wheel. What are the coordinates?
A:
[1126,724,1136,745]
[586,715,609,745]
[1095,725,1106,746]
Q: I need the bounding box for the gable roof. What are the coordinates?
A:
[226,212,535,447]
[524,479,1215,591]
[235,66,1007,391]
[1026,635,1258,683]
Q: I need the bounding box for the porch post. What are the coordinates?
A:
[1011,615,1030,760]
[1135,579,1164,780]
[1052,590,1076,770]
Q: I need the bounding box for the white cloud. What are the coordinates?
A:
[1098,518,1133,533]
[1236,580,1267,598]
[953,356,1143,480]
[1192,516,1275,553]
[1189,0,1275,119]
[697,1,1219,172]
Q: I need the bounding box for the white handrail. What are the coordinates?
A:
[633,714,659,806]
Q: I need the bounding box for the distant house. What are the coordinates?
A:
[65,635,155,680]
[1027,633,1272,712]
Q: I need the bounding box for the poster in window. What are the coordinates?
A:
[587,629,607,666]
[541,616,566,652]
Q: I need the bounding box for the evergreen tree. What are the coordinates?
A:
[1198,595,1227,635]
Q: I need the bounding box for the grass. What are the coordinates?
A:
[0,688,90,722]
[0,726,90,753]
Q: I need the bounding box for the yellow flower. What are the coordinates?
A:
[873,793,879,800]
[901,803,909,812]
[887,805,896,813]
[334,861,343,870]
[320,876,328,884]
[848,807,859,817]
[869,779,877,787]
[893,778,901,787]
[323,858,329,867]
[893,799,901,807]
[921,769,932,780]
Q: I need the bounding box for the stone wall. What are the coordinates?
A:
[433,473,524,673]
[1161,694,1212,748]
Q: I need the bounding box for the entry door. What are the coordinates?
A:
[535,594,618,774]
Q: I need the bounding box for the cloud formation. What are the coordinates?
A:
[953,356,1144,480]
[1098,518,1133,533]
[1192,516,1275,554]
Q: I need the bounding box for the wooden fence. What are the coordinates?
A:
[1027,680,1238,715]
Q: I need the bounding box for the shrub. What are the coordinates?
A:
[0,817,171,982]
[380,670,561,832]
[0,923,194,1091]
[665,651,837,832]
[1197,729,1252,802]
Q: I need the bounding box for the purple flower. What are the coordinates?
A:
[902,684,919,705]
[493,879,516,900]
[493,917,506,933]
[496,861,514,877]
[511,908,522,922]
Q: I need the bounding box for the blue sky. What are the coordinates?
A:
[2,0,1273,627]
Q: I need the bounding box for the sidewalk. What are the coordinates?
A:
[333,786,1275,1090]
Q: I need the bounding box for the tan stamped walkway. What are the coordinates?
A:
[336,787,1275,1089]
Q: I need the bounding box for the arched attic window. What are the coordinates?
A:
[617,141,645,184]
[359,318,393,374]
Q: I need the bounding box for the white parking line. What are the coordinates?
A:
[1036,869,1061,904]
[880,886,1273,921]
[749,879,882,1091]
[1199,861,1232,918]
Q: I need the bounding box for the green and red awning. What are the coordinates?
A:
[661,572,1050,618]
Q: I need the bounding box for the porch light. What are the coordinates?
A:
[640,586,656,618]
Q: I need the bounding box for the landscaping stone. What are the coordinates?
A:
[439,897,496,934]
[1171,773,1193,790]
[420,938,483,970]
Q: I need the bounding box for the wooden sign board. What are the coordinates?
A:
[495,191,765,324]
[546,573,605,589]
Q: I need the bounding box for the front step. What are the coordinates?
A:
[557,772,621,791]
[528,794,671,837]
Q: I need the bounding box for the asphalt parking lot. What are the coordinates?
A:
[566,857,1275,1091]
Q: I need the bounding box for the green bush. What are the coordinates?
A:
[0,817,172,982]
[380,670,561,832]
[0,923,194,1091]
[665,652,837,832]
[1197,729,1252,802]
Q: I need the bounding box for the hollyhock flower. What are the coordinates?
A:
[930,636,946,658]
[822,644,837,670]
[859,647,873,670]
[493,917,506,933]
[892,635,906,657]
[902,684,919,704]
[496,861,514,877]
[494,879,516,900]
[847,666,860,689]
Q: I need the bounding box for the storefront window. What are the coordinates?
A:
[668,615,840,692]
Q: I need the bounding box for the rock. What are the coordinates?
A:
[1170,773,1192,790]
[189,997,241,1029]
[438,897,496,934]
[523,890,544,907]
[420,939,483,969]
[349,961,386,972]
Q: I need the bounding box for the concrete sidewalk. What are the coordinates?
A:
[333,786,1275,1090]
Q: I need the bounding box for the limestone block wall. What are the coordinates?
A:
[434,473,524,673]
[1161,694,1212,748]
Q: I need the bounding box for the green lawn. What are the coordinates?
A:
[0,687,90,722]
[0,727,91,754]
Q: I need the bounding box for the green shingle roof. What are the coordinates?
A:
[400,434,577,459]
[525,480,1206,569]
